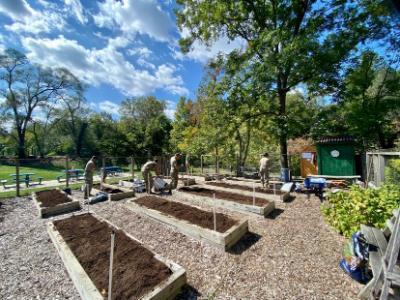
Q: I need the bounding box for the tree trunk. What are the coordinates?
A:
[278,89,289,169]
[17,135,26,158]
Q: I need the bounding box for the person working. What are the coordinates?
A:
[169,153,182,194]
[259,153,270,188]
[141,159,159,194]
[83,156,97,199]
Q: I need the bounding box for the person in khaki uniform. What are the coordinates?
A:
[169,153,182,194]
[141,159,159,194]
[83,156,97,199]
[259,153,270,188]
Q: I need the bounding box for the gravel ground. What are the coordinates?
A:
[0,187,361,299]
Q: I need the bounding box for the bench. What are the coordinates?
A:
[359,209,400,299]
[1,179,7,189]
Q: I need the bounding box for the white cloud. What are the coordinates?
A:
[128,47,153,58]
[164,100,176,120]
[64,0,87,24]
[21,35,189,97]
[0,0,33,19]
[99,100,120,116]
[93,0,173,42]
[0,0,65,34]
[173,28,247,63]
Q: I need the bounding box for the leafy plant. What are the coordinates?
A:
[385,159,400,185]
[322,184,400,237]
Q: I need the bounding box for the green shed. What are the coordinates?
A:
[316,136,356,176]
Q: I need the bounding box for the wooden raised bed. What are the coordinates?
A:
[126,196,248,250]
[205,181,287,201]
[92,183,135,201]
[47,213,186,300]
[175,186,275,217]
[32,189,80,218]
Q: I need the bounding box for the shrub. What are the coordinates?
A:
[322,184,400,237]
[385,159,400,185]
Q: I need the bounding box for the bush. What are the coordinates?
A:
[385,159,400,185]
[322,184,400,237]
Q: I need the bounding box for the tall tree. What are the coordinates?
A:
[340,51,400,149]
[176,0,393,169]
[0,49,82,157]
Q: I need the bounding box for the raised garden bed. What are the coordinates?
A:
[126,196,248,250]
[32,189,80,218]
[92,183,135,201]
[207,181,284,195]
[175,186,275,217]
[48,213,186,300]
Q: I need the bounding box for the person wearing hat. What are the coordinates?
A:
[169,153,182,194]
[259,153,270,188]
[83,156,97,199]
[141,159,159,194]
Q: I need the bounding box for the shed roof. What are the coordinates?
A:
[317,136,354,144]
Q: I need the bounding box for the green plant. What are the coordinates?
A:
[385,159,400,185]
[322,184,400,237]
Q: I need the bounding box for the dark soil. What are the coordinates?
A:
[206,181,283,195]
[93,184,123,194]
[35,190,72,207]
[54,214,171,300]
[179,186,270,207]
[135,196,237,233]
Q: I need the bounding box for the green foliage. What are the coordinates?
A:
[322,185,400,237]
[385,159,400,185]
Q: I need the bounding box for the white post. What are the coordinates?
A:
[147,173,151,194]
[86,183,90,213]
[108,231,115,300]
[273,183,276,195]
[213,193,217,231]
[252,182,256,206]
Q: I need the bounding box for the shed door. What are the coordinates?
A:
[318,145,355,176]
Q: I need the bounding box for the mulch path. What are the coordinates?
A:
[0,188,361,299]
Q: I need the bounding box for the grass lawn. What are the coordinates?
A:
[0,176,132,199]
[0,164,64,182]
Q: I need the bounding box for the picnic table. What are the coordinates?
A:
[101,166,123,176]
[58,169,84,182]
[10,173,35,187]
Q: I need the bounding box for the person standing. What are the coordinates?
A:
[169,153,181,194]
[83,156,97,199]
[141,159,159,194]
[259,153,270,188]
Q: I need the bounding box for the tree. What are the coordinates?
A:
[120,96,172,157]
[55,95,89,157]
[176,0,394,169]
[340,51,400,149]
[0,49,82,157]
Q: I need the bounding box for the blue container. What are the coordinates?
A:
[281,168,290,182]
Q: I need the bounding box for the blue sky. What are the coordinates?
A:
[0,0,246,118]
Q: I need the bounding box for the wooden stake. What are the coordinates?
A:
[213,193,217,231]
[108,231,115,300]
[252,182,256,206]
